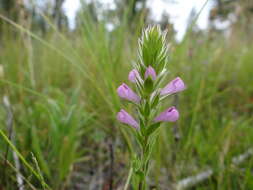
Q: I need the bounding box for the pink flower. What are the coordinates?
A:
[145,66,157,80]
[128,69,141,83]
[154,106,179,122]
[160,77,185,96]
[117,109,139,129]
[117,83,140,103]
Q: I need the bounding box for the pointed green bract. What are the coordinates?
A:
[138,26,169,75]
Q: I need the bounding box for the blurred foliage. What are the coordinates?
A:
[0,0,253,190]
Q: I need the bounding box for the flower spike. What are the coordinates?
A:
[115,26,186,188]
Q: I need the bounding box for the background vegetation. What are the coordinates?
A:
[0,0,253,189]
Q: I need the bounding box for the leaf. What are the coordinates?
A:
[144,101,150,117]
[135,131,144,147]
[150,92,160,109]
[144,77,154,94]
[139,115,146,136]
[135,170,145,180]
[132,157,142,172]
[146,122,161,136]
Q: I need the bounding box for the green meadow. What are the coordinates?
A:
[0,1,253,189]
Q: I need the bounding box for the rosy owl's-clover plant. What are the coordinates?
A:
[117,26,186,189]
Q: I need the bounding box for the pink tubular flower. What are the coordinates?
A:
[160,77,185,96]
[117,83,140,103]
[117,109,139,129]
[145,66,157,80]
[154,106,179,122]
[128,69,141,83]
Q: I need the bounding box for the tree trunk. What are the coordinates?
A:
[52,0,65,30]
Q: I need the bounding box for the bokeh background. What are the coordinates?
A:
[0,0,253,189]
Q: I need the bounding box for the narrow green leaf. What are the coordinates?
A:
[146,122,161,136]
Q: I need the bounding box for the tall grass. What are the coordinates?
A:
[0,6,253,189]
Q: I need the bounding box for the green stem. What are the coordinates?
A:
[138,136,149,190]
[124,166,133,190]
[0,129,51,189]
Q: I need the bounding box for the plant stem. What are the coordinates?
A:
[124,166,133,190]
[138,135,149,190]
[0,129,51,189]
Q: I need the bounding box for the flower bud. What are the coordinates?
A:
[117,109,139,129]
[145,66,157,80]
[117,83,140,103]
[128,69,141,83]
[154,106,179,122]
[160,77,185,96]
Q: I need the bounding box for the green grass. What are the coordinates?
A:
[0,10,253,190]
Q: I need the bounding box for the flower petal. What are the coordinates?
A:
[128,69,141,83]
[145,66,157,80]
[117,83,140,103]
[160,77,186,96]
[117,109,139,129]
[154,106,179,122]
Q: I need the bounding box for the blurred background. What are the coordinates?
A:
[0,0,253,189]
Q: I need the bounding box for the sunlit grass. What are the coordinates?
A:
[0,7,253,189]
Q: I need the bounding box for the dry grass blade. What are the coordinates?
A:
[175,148,253,190]
[3,96,24,190]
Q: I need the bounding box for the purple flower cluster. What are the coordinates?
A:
[117,66,185,129]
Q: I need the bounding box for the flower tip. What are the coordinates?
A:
[168,107,179,122]
[154,106,179,122]
[175,77,186,88]
[116,109,125,121]
[128,69,140,83]
[145,66,157,80]
[160,77,186,96]
[117,83,140,103]
[116,109,139,129]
